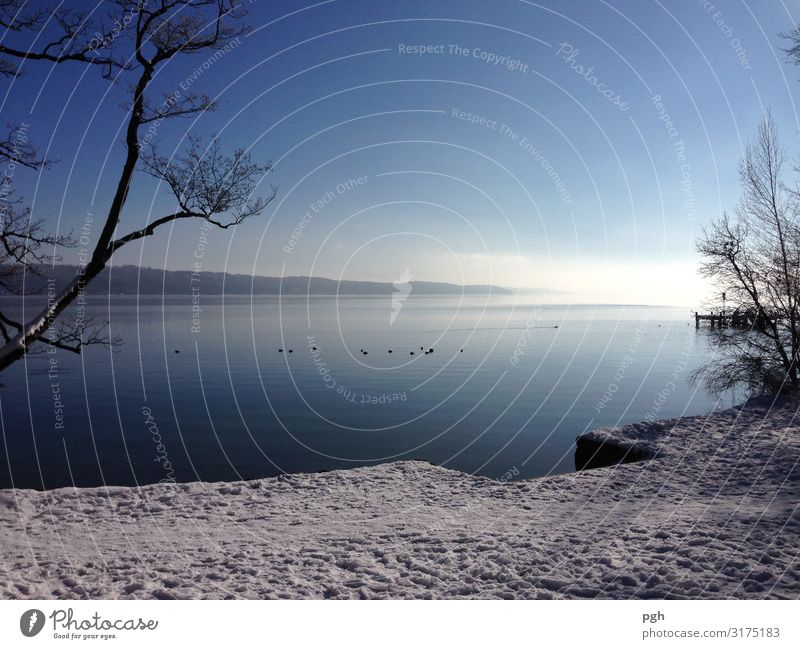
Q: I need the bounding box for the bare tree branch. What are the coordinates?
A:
[0,310,120,354]
[0,0,272,371]
[0,0,131,78]
[140,136,273,220]
[0,202,75,294]
[0,123,50,169]
[137,89,216,123]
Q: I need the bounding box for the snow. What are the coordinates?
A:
[1,396,799,599]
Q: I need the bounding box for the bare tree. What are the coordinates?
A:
[0,0,126,78]
[694,113,800,395]
[0,1,274,370]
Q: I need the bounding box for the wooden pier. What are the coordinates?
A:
[695,310,776,329]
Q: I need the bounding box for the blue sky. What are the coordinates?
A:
[3,0,800,304]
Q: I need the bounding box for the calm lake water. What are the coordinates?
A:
[0,295,728,489]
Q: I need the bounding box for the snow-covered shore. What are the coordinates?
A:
[1,397,799,599]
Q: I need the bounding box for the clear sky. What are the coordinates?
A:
[3,0,800,305]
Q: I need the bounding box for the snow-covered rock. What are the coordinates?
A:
[575,419,667,469]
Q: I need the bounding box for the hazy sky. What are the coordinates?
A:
[4,0,800,304]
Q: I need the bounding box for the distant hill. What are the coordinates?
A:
[1,265,512,296]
